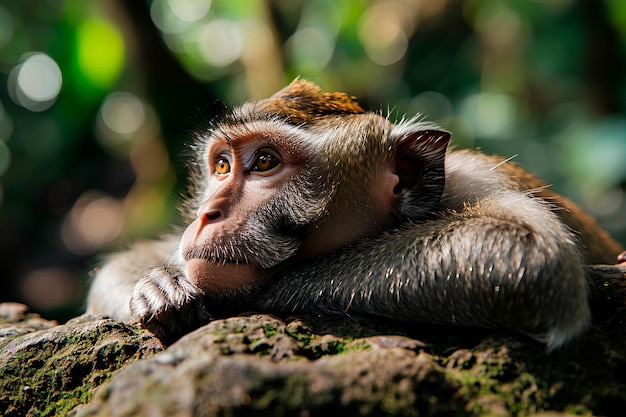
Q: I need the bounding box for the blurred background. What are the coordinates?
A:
[1,0,625,322]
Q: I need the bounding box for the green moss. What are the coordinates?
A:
[308,340,346,358]
[245,337,274,356]
[564,404,593,416]
[445,364,547,416]
[346,339,370,353]
[0,320,162,416]
[251,372,333,412]
[41,382,98,416]
[233,324,249,334]
[0,359,101,416]
[263,324,278,338]
[286,327,312,345]
[378,386,417,416]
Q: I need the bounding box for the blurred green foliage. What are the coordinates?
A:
[0,0,624,320]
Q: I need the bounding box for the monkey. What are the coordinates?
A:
[86,79,624,350]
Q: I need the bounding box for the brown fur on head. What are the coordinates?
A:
[239,79,366,125]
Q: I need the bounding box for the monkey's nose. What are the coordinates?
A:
[197,209,222,230]
[207,210,221,220]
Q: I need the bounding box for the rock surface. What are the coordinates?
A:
[0,303,163,416]
[1,265,626,416]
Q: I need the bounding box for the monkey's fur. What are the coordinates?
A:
[87,80,624,350]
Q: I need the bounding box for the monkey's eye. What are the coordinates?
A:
[250,152,280,173]
[215,157,231,175]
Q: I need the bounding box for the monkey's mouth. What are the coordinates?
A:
[183,255,251,266]
[181,249,253,266]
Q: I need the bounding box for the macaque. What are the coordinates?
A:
[86,79,624,349]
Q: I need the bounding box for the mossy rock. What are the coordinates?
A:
[2,299,626,416]
[0,303,163,416]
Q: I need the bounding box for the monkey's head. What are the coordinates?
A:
[181,80,450,292]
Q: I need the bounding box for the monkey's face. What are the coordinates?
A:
[180,120,329,292]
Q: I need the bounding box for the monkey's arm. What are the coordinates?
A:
[256,192,590,351]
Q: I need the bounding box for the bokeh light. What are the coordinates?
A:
[286,0,341,73]
[407,91,454,123]
[101,92,146,136]
[61,192,125,255]
[96,91,157,157]
[8,52,62,112]
[358,3,411,66]
[286,26,335,72]
[559,119,626,190]
[19,267,78,312]
[197,19,244,67]
[151,0,193,35]
[168,0,211,23]
[239,18,275,64]
[75,18,125,91]
[459,93,518,139]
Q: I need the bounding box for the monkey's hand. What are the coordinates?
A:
[129,266,211,344]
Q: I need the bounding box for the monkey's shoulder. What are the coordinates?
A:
[441,149,623,262]
[445,149,543,185]
[441,149,541,208]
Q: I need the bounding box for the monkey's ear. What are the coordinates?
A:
[393,129,450,220]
